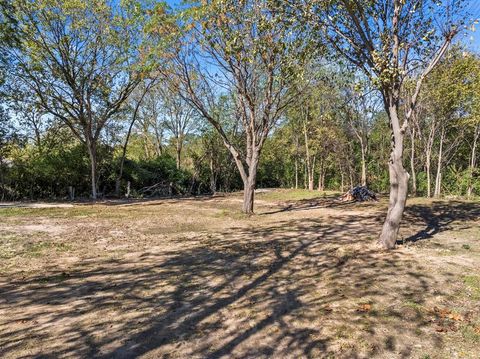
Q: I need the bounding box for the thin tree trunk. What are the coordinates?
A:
[209,155,216,194]
[426,152,431,198]
[340,170,344,193]
[360,144,367,186]
[294,157,298,189]
[425,120,435,198]
[176,140,182,170]
[409,126,417,196]
[87,140,98,200]
[467,124,479,198]
[434,126,445,198]
[379,104,409,249]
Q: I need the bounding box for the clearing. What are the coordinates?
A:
[0,190,479,358]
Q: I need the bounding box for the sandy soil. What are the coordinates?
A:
[0,191,479,358]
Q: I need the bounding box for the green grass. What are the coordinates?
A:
[464,275,480,299]
[256,189,340,202]
[25,241,72,257]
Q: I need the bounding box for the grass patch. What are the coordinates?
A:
[464,275,480,299]
[25,241,72,257]
[461,324,480,344]
[257,189,339,202]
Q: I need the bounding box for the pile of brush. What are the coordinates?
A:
[338,185,378,202]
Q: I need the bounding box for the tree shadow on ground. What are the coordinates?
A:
[0,208,456,358]
[259,196,378,215]
[403,201,480,244]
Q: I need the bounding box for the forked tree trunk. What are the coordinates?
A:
[379,105,409,249]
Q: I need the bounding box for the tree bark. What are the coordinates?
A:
[294,157,298,189]
[434,126,445,198]
[379,104,409,249]
[176,140,182,170]
[87,140,98,199]
[409,126,417,196]
[242,177,256,214]
[467,124,479,198]
[360,142,367,186]
[209,155,216,194]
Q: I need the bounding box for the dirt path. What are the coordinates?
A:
[0,193,479,358]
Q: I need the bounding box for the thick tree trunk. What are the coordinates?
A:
[242,177,256,214]
[379,105,409,249]
[434,127,445,198]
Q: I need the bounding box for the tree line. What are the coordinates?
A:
[0,0,478,248]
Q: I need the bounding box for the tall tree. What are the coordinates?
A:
[7,0,157,198]
[155,0,314,213]
[305,0,467,248]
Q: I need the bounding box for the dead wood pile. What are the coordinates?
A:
[338,185,378,202]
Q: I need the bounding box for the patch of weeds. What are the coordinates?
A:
[0,234,20,259]
[462,244,471,250]
[463,275,480,299]
[420,355,431,359]
[403,300,425,312]
[460,324,480,344]
[25,241,72,257]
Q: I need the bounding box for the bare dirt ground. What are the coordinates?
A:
[0,189,479,359]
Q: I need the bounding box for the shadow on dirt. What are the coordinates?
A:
[0,209,454,358]
[404,201,480,244]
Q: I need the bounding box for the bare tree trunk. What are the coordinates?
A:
[294,157,298,189]
[340,170,344,193]
[426,152,431,198]
[425,121,435,198]
[176,140,182,170]
[409,126,417,196]
[360,143,367,186]
[242,157,259,214]
[209,155,216,194]
[467,124,479,198]
[317,160,326,191]
[434,126,445,198]
[242,177,256,214]
[87,140,98,200]
[379,104,409,249]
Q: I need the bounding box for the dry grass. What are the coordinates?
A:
[0,190,479,358]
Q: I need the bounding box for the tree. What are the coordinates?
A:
[155,0,314,213]
[7,0,156,198]
[157,85,197,170]
[306,0,467,248]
